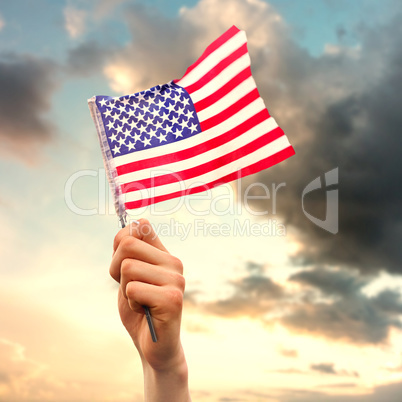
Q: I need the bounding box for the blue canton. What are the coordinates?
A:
[96,82,202,157]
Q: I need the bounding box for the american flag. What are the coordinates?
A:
[88,25,295,218]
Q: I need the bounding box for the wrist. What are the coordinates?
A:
[141,345,191,402]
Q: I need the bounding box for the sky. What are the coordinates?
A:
[0,0,402,401]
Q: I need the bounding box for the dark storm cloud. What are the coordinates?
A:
[289,267,368,297]
[203,265,402,344]
[244,14,402,273]
[0,53,58,162]
[280,267,402,344]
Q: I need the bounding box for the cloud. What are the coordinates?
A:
[93,0,127,20]
[239,9,402,274]
[101,0,285,94]
[201,264,402,344]
[92,0,402,274]
[202,261,285,317]
[278,380,402,402]
[317,383,357,388]
[66,41,112,76]
[280,267,402,344]
[64,6,87,39]
[102,4,199,93]
[278,347,299,358]
[0,53,58,163]
[310,362,359,377]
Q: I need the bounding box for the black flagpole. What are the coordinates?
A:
[120,216,158,343]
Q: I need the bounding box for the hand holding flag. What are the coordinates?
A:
[89,25,295,343]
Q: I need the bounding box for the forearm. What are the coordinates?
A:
[142,349,191,402]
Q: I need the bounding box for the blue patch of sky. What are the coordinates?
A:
[0,0,69,59]
[142,0,400,57]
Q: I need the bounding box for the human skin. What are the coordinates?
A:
[110,219,191,402]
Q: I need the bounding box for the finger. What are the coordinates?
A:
[120,258,185,299]
[126,281,184,316]
[113,218,168,253]
[110,237,183,283]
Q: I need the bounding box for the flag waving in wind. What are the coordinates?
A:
[88,25,295,219]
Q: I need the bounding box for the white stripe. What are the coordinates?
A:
[119,117,279,184]
[113,97,266,168]
[197,76,256,122]
[190,53,251,104]
[123,135,291,204]
[176,30,247,88]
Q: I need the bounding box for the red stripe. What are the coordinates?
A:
[184,43,248,95]
[121,126,285,193]
[173,26,240,84]
[200,88,262,132]
[116,108,270,176]
[194,67,252,112]
[124,146,295,210]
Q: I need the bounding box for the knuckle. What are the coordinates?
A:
[166,288,183,309]
[119,236,136,253]
[169,255,184,274]
[139,219,154,238]
[120,258,132,276]
[172,272,186,292]
[138,218,150,226]
[125,281,137,299]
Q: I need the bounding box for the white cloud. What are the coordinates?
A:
[103,0,289,94]
[64,6,86,39]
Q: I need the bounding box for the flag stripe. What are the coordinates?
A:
[113,97,266,168]
[193,67,252,112]
[117,108,271,176]
[124,146,295,210]
[200,88,261,131]
[189,53,251,104]
[121,125,284,192]
[119,114,278,185]
[184,42,248,95]
[173,25,240,85]
[123,135,292,203]
[175,30,246,88]
[196,75,256,122]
